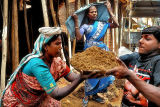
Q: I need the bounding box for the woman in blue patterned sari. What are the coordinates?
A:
[72,1,119,106]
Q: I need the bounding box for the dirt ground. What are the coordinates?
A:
[58,78,124,107]
[59,46,125,107]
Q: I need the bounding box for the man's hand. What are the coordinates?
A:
[105,58,130,79]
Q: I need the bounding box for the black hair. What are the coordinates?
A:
[42,34,61,54]
[142,26,160,42]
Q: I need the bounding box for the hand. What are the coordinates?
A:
[72,13,78,21]
[79,70,105,80]
[105,0,111,9]
[105,58,130,79]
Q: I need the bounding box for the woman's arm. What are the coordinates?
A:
[72,14,83,41]
[104,1,119,28]
[49,70,102,100]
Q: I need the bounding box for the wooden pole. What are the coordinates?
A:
[12,0,19,71]
[41,0,49,26]
[114,0,119,54]
[128,1,132,50]
[66,0,72,67]
[72,0,80,56]
[120,12,124,47]
[86,0,89,5]
[1,0,8,94]
[96,0,99,2]
[23,0,31,53]
[49,0,58,26]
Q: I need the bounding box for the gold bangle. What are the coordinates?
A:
[75,27,79,29]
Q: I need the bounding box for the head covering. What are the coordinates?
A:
[65,1,110,40]
[0,27,61,101]
[142,26,160,42]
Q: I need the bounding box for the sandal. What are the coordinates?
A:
[82,96,89,107]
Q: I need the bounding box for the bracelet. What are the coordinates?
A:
[75,26,79,29]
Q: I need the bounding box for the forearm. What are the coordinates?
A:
[107,7,119,27]
[73,18,82,40]
[127,72,160,106]
[49,75,83,100]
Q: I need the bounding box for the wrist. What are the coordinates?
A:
[75,26,79,29]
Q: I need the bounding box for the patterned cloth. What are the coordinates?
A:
[65,1,110,40]
[0,27,63,106]
[79,20,115,96]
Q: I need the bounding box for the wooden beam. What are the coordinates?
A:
[49,0,58,26]
[23,0,31,53]
[12,0,19,71]
[1,0,8,94]
[41,0,49,26]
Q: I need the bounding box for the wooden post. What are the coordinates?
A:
[114,0,119,54]
[128,1,132,50]
[96,0,99,2]
[23,0,31,53]
[86,0,89,5]
[49,0,58,26]
[41,0,49,26]
[120,12,124,47]
[66,0,72,68]
[72,0,80,56]
[12,0,19,71]
[1,0,8,94]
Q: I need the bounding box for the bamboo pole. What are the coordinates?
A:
[41,0,49,26]
[72,0,80,56]
[12,0,19,71]
[96,0,99,2]
[1,0,8,94]
[128,1,132,50]
[114,0,119,54]
[86,0,89,5]
[49,0,57,26]
[66,0,72,67]
[120,12,124,47]
[23,0,31,53]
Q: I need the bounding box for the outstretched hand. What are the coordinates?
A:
[105,58,129,79]
[79,70,105,80]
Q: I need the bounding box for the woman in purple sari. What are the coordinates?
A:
[72,1,119,106]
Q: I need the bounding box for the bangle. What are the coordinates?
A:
[75,26,79,29]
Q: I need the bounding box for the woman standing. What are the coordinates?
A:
[72,1,119,106]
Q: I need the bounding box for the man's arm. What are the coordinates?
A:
[127,71,160,106]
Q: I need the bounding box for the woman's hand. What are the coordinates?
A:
[79,70,104,80]
[105,0,112,10]
[72,13,78,21]
[105,58,130,79]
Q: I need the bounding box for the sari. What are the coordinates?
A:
[79,21,115,96]
[0,27,67,107]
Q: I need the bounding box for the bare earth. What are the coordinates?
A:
[59,46,125,107]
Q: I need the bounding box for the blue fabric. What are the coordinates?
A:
[83,21,110,51]
[65,1,110,41]
[85,76,115,96]
[0,33,56,105]
[22,57,57,94]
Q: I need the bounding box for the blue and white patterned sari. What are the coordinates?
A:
[80,21,115,96]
